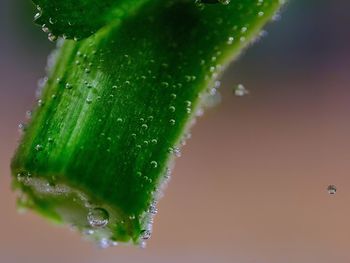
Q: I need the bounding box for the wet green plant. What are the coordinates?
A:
[12,0,284,247]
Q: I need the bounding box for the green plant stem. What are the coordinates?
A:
[12,0,283,246]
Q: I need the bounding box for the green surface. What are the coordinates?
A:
[12,0,283,246]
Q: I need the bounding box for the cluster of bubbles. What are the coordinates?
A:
[17,172,70,196]
[195,0,230,8]
[35,5,84,42]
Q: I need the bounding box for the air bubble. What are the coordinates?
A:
[34,13,40,20]
[161,82,169,88]
[149,203,158,215]
[227,36,234,45]
[150,161,158,168]
[169,106,176,112]
[35,144,43,151]
[240,36,246,42]
[83,229,95,235]
[173,147,181,157]
[26,110,32,119]
[140,229,152,240]
[41,24,49,33]
[234,84,249,96]
[18,123,27,133]
[17,172,31,183]
[48,33,57,42]
[327,185,337,195]
[98,238,110,249]
[195,0,230,4]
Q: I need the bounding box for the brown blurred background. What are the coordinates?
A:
[1,1,350,262]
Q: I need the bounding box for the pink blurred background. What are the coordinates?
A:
[1,1,350,262]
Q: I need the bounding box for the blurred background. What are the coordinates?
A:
[1,1,350,262]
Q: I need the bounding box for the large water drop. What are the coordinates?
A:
[87,208,109,228]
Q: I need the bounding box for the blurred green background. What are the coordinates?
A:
[1,1,350,262]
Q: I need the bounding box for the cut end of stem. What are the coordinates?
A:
[13,168,164,246]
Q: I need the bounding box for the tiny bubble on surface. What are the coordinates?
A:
[150,161,158,168]
[35,144,43,151]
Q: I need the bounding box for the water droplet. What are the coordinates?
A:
[34,13,41,20]
[49,17,57,24]
[83,229,95,235]
[272,11,282,21]
[173,147,181,157]
[161,82,169,88]
[169,106,176,112]
[234,84,249,96]
[98,238,110,249]
[240,36,246,42]
[18,123,27,133]
[87,208,109,228]
[150,161,158,168]
[227,36,234,45]
[48,33,57,42]
[149,202,158,214]
[169,119,176,125]
[25,110,32,119]
[17,172,31,183]
[140,229,152,240]
[35,144,43,151]
[327,185,337,195]
[111,241,118,247]
[219,0,230,4]
[41,24,49,33]
[196,0,230,4]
